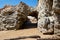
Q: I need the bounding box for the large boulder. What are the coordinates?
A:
[53,0,60,35]
[38,17,55,34]
[53,0,60,13]
[0,6,27,31]
[54,13,60,35]
[0,1,32,31]
[36,0,53,12]
[16,2,32,16]
[37,0,54,34]
[37,0,60,35]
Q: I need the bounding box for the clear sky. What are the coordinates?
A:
[0,0,38,8]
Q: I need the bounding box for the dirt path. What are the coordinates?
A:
[0,28,59,40]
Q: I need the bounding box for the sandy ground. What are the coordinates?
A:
[0,28,59,40]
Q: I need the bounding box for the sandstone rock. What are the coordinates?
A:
[27,16,37,23]
[53,13,60,35]
[53,0,60,13]
[37,0,53,20]
[16,2,32,16]
[37,0,54,34]
[0,2,32,31]
[38,16,57,34]
[0,8,27,30]
[53,0,60,35]
[36,0,53,12]
[38,17,49,33]
[37,0,60,35]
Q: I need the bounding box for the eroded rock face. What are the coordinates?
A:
[27,16,37,23]
[38,16,55,33]
[54,13,60,35]
[0,2,32,31]
[0,7,26,30]
[53,0,60,13]
[36,0,53,12]
[16,2,32,16]
[37,0,60,35]
[53,0,60,35]
[37,0,54,34]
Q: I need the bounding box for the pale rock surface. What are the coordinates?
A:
[0,2,32,31]
[27,16,37,23]
[37,0,54,34]
[53,0,60,35]
[37,0,60,35]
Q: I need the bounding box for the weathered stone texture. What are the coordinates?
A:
[0,2,32,31]
[53,0,60,13]
[53,0,60,35]
[54,13,60,35]
[38,0,54,34]
[38,0,60,35]
[16,2,32,16]
[27,16,37,23]
[0,7,26,30]
[36,0,53,12]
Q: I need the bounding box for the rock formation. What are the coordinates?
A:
[37,0,54,34]
[0,0,60,35]
[53,0,60,35]
[37,0,60,35]
[16,2,32,16]
[27,16,37,23]
[0,2,32,31]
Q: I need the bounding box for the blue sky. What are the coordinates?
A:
[0,0,38,8]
